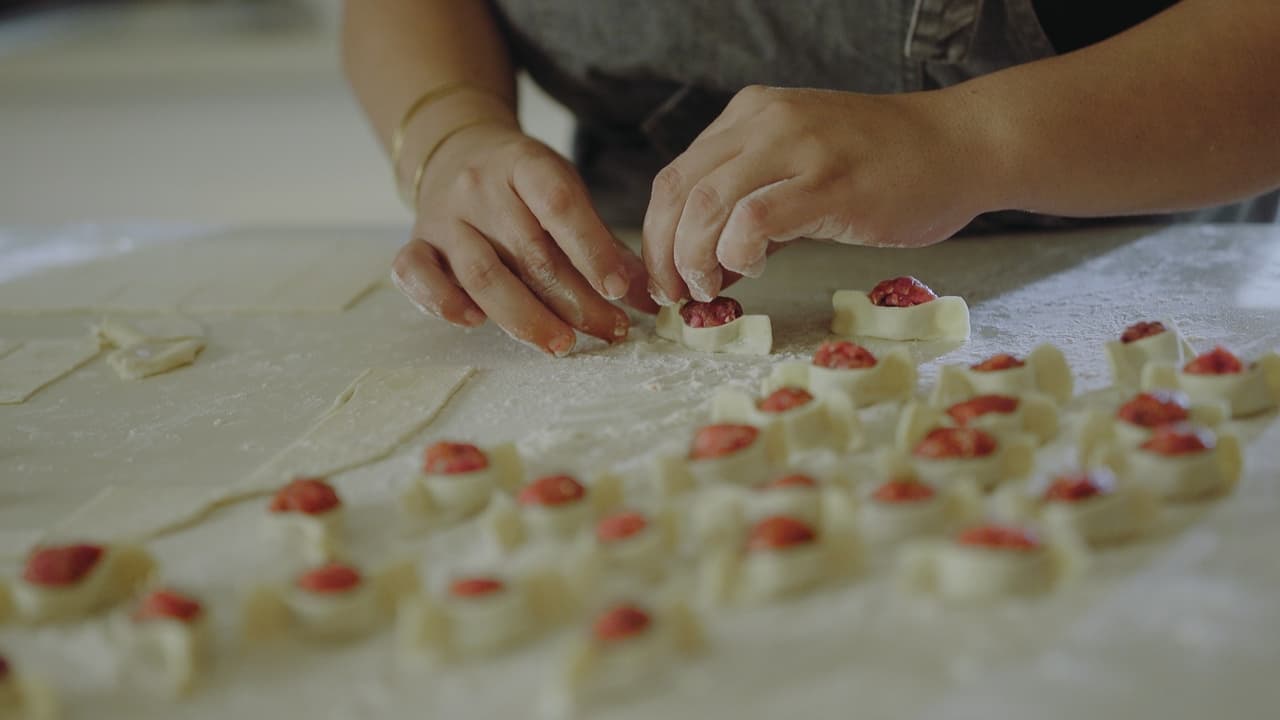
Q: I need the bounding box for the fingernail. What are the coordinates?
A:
[612,315,630,341]
[463,309,486,326]
[647,280,675,307]
[549,334,576,357]
[602,272,629,300]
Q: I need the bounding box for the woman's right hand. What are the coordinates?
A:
[391,123,657,356]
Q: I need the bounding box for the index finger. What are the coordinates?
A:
[510,151,632,302]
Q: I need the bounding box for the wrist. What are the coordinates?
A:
[925,80,1025,218]
[395,91,519,200]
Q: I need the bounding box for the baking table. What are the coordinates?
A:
[1,222,1278,719]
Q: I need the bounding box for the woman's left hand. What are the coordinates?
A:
[641,85,999,304]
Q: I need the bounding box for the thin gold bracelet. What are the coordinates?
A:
[390,82,515,199]
[390,81,468,169]
[403,118,508,209]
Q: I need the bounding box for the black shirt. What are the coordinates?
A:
[1033,0,1180,53]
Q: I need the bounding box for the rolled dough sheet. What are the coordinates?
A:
[0,337,101,404]
[0,233,391,315]
[43,365,474,542]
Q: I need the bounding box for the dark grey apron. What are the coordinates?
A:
[490,0,1279,231]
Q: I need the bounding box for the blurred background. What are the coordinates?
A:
[0,0,573,226]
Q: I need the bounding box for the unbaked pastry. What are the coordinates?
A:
[991,468,1159,546]
[892,426,1036,491]
[396,569,575,664]
[0,653,59,720]
[895,391,1059,448]
[896,523,1088,602]
[710,384,863,456]
[265,477,346,565]
[401,441,523,528]
[547,598,704,718]
[110,588,210,697]
[241,561,418,643]
[1100,423,1242,501]
[95,315,206,380]
[571,508,681,584]
[1140,346,1280,418]
[486,473,623,552]
[652,424,780,496]
[1076,390,1226,467]
[698,514,860,606]
[854,475,983,547]
[1,543,155,624]
[830,276,970,341]
[931,344,1074,407]
[764,341,917,407]
[1104,319,1196,387]
[690,473,855,548]
[654,297,772,355]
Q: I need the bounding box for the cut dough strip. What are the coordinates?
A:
[43,365,474,542]
[0,337,101,404]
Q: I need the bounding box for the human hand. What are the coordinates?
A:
[392,123,657,356]
[642,86,994,303]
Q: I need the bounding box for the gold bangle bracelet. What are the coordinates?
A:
[390,82,515,198]
[402,118,507,209]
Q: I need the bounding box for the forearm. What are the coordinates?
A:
[951,0,1280,217]
[341,0,519,190]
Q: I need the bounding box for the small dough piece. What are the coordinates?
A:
[241,561,418,643]
[548,598,704,717]
[897,524,1088,602]
[396,568,575,664]
[1076,390,1226,467]
[896,392,1059,448]
[655,300,772,355]
[400,442,523,529]
[710,385,863,456]
[855,476,983,546]
[698,514,860,606]
[931,344,1074,407]
[0,337,101,404]
[106,339,205,380]
[1141,349,1280,418]
[4,543,155,624]
[1101,424,1242,501]
[572,508,681,584]
[94,315,203,349]
[1105,319,1196,387]
[111,588,210,697]
[265,477,346,565]
[765,343,917,407]
[830,287,969,341]
[691,475,856,548]
[992,469,1159,546]
[652,424,779,496]
[0,655,60,720]
[893,427,1036,491]
[232,366,474,497]
[486,473,623,553]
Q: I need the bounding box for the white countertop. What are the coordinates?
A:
[1,221,1278,719]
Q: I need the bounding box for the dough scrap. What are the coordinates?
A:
[95,315,203,349]
[106,339,205,381]
[0,337,101,404]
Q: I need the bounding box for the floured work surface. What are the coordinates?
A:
[2,223,1280,720]
[0,227,392,314]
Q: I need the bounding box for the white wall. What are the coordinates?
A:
[0,1,574,226]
